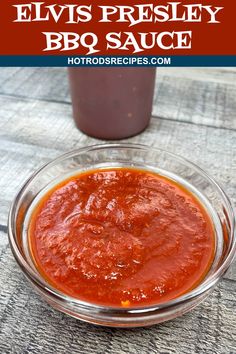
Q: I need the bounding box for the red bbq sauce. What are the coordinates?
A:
[28,168,215,307]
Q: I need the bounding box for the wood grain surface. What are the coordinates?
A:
[0,68,235,354]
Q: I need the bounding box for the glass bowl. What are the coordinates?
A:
[8,143,236,327]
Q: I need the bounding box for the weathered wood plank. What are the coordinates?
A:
[156,67,236,85]
[1,67,236,101]
[0,67,236,130]
[0,68,23,87]
[153,73,236,130]
[0,67,70,103]
[0,227,235,354]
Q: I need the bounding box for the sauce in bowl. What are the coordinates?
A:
[28,168,215,307]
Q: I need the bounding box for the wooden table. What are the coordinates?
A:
[0,68,235,354]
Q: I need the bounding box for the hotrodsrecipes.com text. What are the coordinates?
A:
[67,56,171,66]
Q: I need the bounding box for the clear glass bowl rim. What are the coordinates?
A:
[8,143,236,315]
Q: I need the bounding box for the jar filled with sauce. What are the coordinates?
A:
[68,68,156,139]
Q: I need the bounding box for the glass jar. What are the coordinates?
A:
[68,68,156,139]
